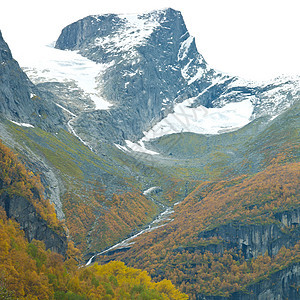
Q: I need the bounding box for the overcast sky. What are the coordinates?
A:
[0,0,299,81]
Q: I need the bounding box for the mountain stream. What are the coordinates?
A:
[85,201,180,266]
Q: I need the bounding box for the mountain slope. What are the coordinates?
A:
[0,30,172,255]
[95,160,300,298]
[53,8,216,147]
[0,139,67,255]
[0,7,299,299]
[0,206,187,299]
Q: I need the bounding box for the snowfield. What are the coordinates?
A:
[10,120,34,128]
[20,43,113,110]
[141,98,254,142]
[115,97,254,156]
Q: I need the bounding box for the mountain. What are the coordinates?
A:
[0,7,299,299]
[52,8,299,152]
[0,31,65,131]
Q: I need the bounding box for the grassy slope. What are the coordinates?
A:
[149,100,299,180]
[0,116,196,256]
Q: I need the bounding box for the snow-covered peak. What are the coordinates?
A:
[93,12,160,58]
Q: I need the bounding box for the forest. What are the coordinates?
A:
[95,155,300,298]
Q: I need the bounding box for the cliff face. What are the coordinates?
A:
[0,30,65,131]
[0,139,67,256]
[198,262,300,300]
[196,209,300,259]
[0,190,67,256]
[195,209,300,299]
[52,8,300,151]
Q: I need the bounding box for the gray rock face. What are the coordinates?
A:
[0,31,67,219]
[0,116,65,221]
[55,8,219,146]
[0,190,67,256]
[195,209,300,299]
[197,263,300,299]
[0,30,65,131]
[197,208,300,259]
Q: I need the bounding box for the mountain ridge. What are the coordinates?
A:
[0,7,299,299]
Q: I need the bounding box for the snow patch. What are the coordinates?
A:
[55,103,77,117]
[10,120,34,128]
[125,79,254,155]
[114,143,130,152]
[178,36,193,61]
[94,13,160,57]
[141,92,254,142]
[67,119,93,152]
[30,93,38,98]
[125,140,159,155]
[181,58,193,80]
[188,68,205,85]
[143,186,160,195]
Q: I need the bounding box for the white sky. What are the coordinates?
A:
[0,0,299,81]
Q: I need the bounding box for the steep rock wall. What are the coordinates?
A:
[197,208,300,259]
[0,191,67,256]
[0,30,65,131]
[198,262,300,300]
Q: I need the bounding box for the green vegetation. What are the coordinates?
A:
[3,120,182,254]
[0,97,299,299]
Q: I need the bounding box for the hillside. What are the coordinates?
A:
[0,207,186,299]
[0,139,67,254]
[95,160,300,298]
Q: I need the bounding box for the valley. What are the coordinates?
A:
[0,7,299,299]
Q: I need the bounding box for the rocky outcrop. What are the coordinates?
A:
[0,30,65,131]
[197,262,300,300]
[0,191,67,256]
[197,208,300,259]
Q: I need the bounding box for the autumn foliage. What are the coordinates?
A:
[0,140,64,233]
[0,207,187,299]
[96,161,300,298]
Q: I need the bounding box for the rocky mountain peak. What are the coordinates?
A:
[0,30,13,60]
[53,8,213,148]
[0,30,65,131]
[15,9,300,151]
